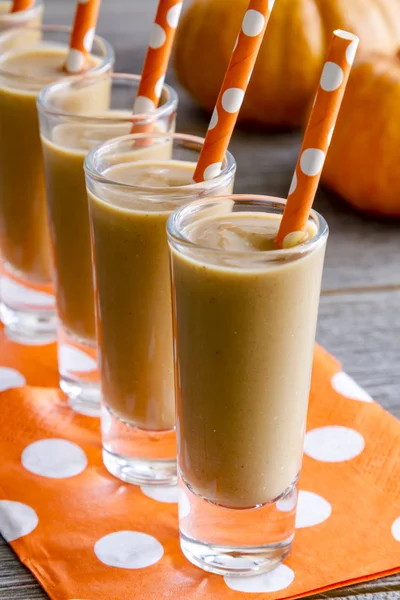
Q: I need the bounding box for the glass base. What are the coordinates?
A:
[103,447,177,487]
[57,326,100,417]
[60,376,101,417]
[179,475,297,577]
[180,533,292,577]
[102,405,177,486]
[0,272,56,344]
[0,302,57,345]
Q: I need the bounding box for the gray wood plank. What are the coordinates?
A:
[0,534,399,600]
[318,289,400,416]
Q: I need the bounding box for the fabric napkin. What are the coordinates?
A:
[0,324,399,600]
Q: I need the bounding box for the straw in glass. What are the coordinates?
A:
[276,30,359,248]
[132,0,183,132]
[193,0,276,183]
[64,0,102,74]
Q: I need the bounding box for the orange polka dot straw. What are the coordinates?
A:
[276,30,359,248]
[193,0,276,183]
[11,0,34,12]
[64,0,102,74]
[132,0,183,126]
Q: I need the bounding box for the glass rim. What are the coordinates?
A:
[167,194,329,259]
[37,72,178,123]
[84,132,237,195]
[0,0,43,21]
[0,24,114,84]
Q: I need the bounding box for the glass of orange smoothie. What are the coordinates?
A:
[85,133,236,486]
[37,73,178,416]
[167,194,328,576]
[0,25,114,344]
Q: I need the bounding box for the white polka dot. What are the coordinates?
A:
[331,372,373,403]
[59,344,97,378]
[295,491,332,528]
[149,23,166,49]
[242,10,265,37]
[1,276,54,308]
[391,517,400,542]
[276,486,297,512]
[208,107,218,130]
[221,88,244,114]
[0,367,26,391]
[179,490,191,518]
[154,75,165,99]
[21,439,88,478]
[66,49,86,73]
[155,120,168,133]
[141,485,179,503]
[327,126,334,145]
[83,27,95,52]
[94,531,163,569]
[320,61,344,92]
[225,564,295,593]
[300,148,325,176]
[166,3,182,28]
[282,231,306,249]
[134,95,156,114]
[203,162,222,181]
[268,0,275,10]
[304,426,365,462]
[288,171,297,195]
[0,501,38,542]
[346,40,358,66]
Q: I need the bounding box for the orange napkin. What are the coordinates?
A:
[0,325,399,600]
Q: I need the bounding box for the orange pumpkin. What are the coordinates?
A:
[322,52,400,216]
[174,0,400,129]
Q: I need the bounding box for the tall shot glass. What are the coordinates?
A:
[167,195,329,576]
[85,133,236,486]
[38,73,178,416]
[0,25,114,344]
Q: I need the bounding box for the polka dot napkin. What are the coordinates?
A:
[0,325,399,600]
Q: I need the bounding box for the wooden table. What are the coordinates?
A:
[1,0,399,598]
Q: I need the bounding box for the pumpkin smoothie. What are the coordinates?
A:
[39,75,177,345]
[0,42,109,284]
[168,199,328,509]
[88,160,197,431]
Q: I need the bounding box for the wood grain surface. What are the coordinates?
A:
[0,0,399,598]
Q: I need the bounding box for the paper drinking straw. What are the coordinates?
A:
[64,0,102,74]
[193,0,275,183]
[276,30,359,248]
[132,0,183,124]
[11,0,34,12]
